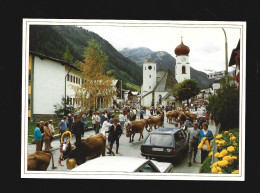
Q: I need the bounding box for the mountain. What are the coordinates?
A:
[29,25,142,90]
[120,47,211,89]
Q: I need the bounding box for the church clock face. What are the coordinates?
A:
[148,65,152,70]
[181,57,186,62]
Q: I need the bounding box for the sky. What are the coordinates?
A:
[78,22,241,74]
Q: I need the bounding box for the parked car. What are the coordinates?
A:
[140,127,188,163]
[70,156,173,173]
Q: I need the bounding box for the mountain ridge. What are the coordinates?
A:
[120,47,211,89]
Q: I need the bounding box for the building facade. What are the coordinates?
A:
[28,51,116,122]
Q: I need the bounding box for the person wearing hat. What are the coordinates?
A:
[106,118,122,154]
[48,120,55,149]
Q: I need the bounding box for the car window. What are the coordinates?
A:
[138,163,159,172]
[144,134,173,146]
[174,131,184,143]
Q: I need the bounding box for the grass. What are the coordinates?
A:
[199,156,212,173]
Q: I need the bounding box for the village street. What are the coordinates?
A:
[27,113,216,173]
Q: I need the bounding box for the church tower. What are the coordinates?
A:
[142,58,157,95]
[174,37,191,83]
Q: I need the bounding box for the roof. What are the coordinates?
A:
[70,156,154,172]
[150,127,180,135]
[30,51,82,72]
[153,69,178,92]
[142,91,153,98]
[161,91,172,100]
[174,39,190,56]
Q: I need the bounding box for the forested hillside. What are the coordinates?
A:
[29,25,142,90]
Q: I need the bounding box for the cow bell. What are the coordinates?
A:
[66,158,77,169]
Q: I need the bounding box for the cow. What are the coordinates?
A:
[166,110,179,124]
[146,114,164,132]
[176,112,187,126]
[27,150,57,171]
[125,119,148,143]
[65,133,112,169]
[189,113,197,122]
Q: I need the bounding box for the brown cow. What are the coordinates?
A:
[166,110,179,124]
[27,150,57,171]
[189,113,197,122]
[125,119,148,143]
[66,133,111,169]
[146,114,164,132]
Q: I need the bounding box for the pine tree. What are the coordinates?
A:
[63,45,73,63]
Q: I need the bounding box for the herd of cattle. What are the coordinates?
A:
[27,107,201,171]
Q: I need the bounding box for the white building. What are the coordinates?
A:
[140,38,191,107]
[28,51,117,122]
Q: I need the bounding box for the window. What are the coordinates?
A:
[148,65,152,70]
[70,75,73,82]
[182,66,186,74]
[144,134,173,146]
[145,67,146,70]
[149,75,151,78]
[174,131,184,143]
[70,98,72,105]
[67,74,69,81]
[67,97,70,104]
[149,86,151,89]
[73,98,75,105]
[138,163,158,172]
[73,76,75,83]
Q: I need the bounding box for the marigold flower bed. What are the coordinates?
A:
[200,128,239,174]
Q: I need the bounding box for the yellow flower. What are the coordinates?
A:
[212,167,218,173]
[215,140,220,143]
[214,152,220,158]
[211,162,219,168]
[218,171,223,174]
[230,136,236,141]
[219,150,228,157]
[233,142,238,146]
[219,140,226,145]
[227,146,235,152]
[229,133,233,136]
[232,170,239,174]
[231,156,237,160]
[216,134,223,139]
[216,167,222,172]
[224,131,229,134]
[218,160,229,167]
[208,151,213,157]
[223,156,232,162]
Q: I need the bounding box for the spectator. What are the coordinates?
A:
[186,122,200,167]
[39,121,45,151]
[140,108,144,120]
[101,111,106,126]
[67,110,73,132]
[34,123,42,151]
[106,118,122,154]
[81,112,89,129]
[199,122,213,164]
[95,112,101,134]
[43,121,52,151]
[92,112,96,133]
[133,108,137,120]
[205,111,210,124]
[183,117,193,131]
[174,123,180,129]
[72,115,85,143]
[119,112,125,134]
[48,120,55,149]
[123,108,128,121]
[58,116,68,143]
[109,115,114,124]
[100,118,112,137]
[107,110,111,120]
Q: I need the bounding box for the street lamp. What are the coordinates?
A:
[222,28,229,83]
[64,67,72,115]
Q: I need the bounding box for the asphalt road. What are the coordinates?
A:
[27,112,216,173]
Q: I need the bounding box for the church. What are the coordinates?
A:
[140,38,191,107]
